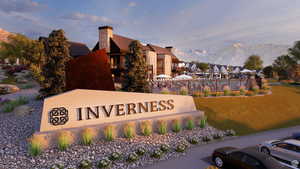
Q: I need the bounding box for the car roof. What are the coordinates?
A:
[283,139,300,146]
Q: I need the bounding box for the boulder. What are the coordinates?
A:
[0,84,20,94]
[14,105,34,116]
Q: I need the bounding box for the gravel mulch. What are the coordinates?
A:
[0,99,230,169]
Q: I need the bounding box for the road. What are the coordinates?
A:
[142,125,300,169]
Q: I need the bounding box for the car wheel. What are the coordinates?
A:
[261,147,270,155]
[214,156,224,168]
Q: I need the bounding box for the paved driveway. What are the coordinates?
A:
[142,125,300,169]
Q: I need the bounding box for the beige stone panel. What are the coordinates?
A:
[40,90,197,132]
[146,51,157,78]
[164,54,172,76]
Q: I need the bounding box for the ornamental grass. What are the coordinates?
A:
[223,85,231,96]
[186,117,195,130]
[179,86,189,95]
[140,120,152,136]
[81,128,96,146]
[203,86,211,97]
[57,131,73,151]
[123,122,135,139]
[28,134,47,156]
[104,125,116,141]
[157,120,167,135]
[172,119,181,133]
[160,88,170,94]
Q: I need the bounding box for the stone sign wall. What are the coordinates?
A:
[40,89,197,132]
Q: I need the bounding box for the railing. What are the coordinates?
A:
[150,78,251,93]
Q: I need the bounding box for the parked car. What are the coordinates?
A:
[259,139,300,168]
[212,147,290,169]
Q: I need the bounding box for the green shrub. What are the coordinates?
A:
[225,129,236,136]
[2,96,29,113]
[81,128,96,146]
[97,158,111,168]
[186,117,195,130]
[199,116,207,128]
[151,149,163,159]
[50,163,64,169]
[57,131,73,151]
[136,147,146,156]
[213,132,224,140]
[160,144,170,153]
[202,135,213,142]
[127,152,139,162]
[231,92,240,96]
[175,144,187,153]
[140,120,152,136]
[79,159,92,169]
[188,137,199,145]
[109,151,122,161]
[158,120,167,135]
[239,86,246,95]
[124,122,135,139]
[20,84,35,89]
[28,134,46,156]
[223,85,231,96]
[160,88,170,94]
[172,119,181,133]
[104,125,116,141]
[179,86,189,95]
[203,86,211,97]
[251,85,260,94]
[192,91,202,97]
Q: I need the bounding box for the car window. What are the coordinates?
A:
[276,143,300,152]
[230,152,245,160]
[275,143,290,149]
[243,155,266,169]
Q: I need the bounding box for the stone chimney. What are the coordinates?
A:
[98,26,113,53]
[165,46,173,53]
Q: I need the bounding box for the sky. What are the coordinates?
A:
[1,0,300,51]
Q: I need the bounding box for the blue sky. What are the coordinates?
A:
[1,0,300,51]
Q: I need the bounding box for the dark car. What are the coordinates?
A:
[212,147,290,169]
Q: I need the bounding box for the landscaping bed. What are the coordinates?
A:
[0,99,234,169]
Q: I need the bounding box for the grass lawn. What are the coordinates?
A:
[194,85,300,136]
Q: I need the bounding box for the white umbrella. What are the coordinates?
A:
[240,69,254,73]
[174,74,193,80]
[156,74,171,79]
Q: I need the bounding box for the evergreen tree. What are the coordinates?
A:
[122,40,149,92]
[39,29,71,97]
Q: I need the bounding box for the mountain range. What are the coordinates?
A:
[174,43,291,66]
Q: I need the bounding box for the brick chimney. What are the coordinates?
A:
[165,46,173,53]
[98,26,113,53]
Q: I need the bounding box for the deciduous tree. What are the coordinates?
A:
[244,55,263,70]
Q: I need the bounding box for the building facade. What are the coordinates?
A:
[93,26,180,81]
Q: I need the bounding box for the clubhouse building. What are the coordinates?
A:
[91,26,180,81]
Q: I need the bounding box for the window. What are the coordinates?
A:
[230,152,245,160]
[243,155,266,169]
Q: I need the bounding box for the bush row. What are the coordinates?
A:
[28,116,208,156]
[48,129,236,169]
[160,85,271,97]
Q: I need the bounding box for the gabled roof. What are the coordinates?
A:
[68,41,90,58]
[39,37,90,58]
[111,34,135,52]
[147,44,179,63]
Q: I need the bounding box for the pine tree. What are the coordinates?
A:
[122,40,149,92]
[39,29,71,97]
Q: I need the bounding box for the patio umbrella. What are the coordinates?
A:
[173,74,193,80]
[240,69,254,73]
[156,74,171,79]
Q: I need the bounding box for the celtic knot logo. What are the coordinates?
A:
[49,107,69,126]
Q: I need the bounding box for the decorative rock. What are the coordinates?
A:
[13,105,33,116]
[0,84,20,94]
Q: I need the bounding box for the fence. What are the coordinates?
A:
[150,79,251,93]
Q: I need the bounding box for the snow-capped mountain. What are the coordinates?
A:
[174,43,290,66]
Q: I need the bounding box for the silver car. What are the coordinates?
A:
[259,139,300,169]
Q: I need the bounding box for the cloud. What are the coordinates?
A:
[63,12,113,24]
[128,2,137,7]
[0,0,44,13]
